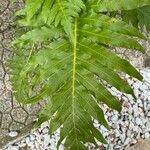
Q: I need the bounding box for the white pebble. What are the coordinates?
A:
[42,128,49,134]
[145,91,150,97]
[144,132,150,138]
[43,134,51,147]
[128,107,133,114]
[8,131,18,137]
[135,118,143,125]
[33,131,40,137]
[35,141,40,149]
[103,131,109,137]
[59,144,64,150]
[126,130,131,137]
[139,84,149,90]
[114,145,122,149]
[120,134,126,143]
[133,126,140,133]
[50,145,56,150]
[41,122,49,130]
[111,115,118,122]
[18,143,26,147]
[146,72,150,78]
[12,147,19,150]
[30,134,36,141]
[124,138,131,146]
[25,137,30,145]
[129,122,134,130]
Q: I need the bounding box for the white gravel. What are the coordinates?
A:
[5,68,150,150]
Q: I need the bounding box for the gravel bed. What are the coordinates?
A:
[4,68,150,150]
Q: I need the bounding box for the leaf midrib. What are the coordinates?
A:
[72,17,78,139]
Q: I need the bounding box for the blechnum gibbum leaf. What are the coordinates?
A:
[9,0,150,149]
[121,5,150,31]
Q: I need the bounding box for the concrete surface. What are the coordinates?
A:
[127,139,150,150]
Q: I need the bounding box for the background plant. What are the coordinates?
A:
[9,0,150,149]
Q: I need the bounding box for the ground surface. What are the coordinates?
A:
[0,0,150,150]
[127,139,150,150]
[0,0,46,147]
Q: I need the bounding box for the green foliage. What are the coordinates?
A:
[89,0,150,12]
[122,5,150,31]
[10,0,150,149]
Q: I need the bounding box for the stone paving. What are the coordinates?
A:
[0,0,150,149]
[0,0,46,147]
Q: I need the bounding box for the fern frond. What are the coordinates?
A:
[87,0,150,31]
[10,0,149,149]
[48,0,85,39]
[88,0,150,12]
[16,0,85,40]
[122,5,150,31]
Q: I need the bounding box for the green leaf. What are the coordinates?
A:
[12,26,63,46]
[16,0,85,41]
[77,43,143,80]
[122,5,150,31]
[10,1,147,149]
[89,0,150,12]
